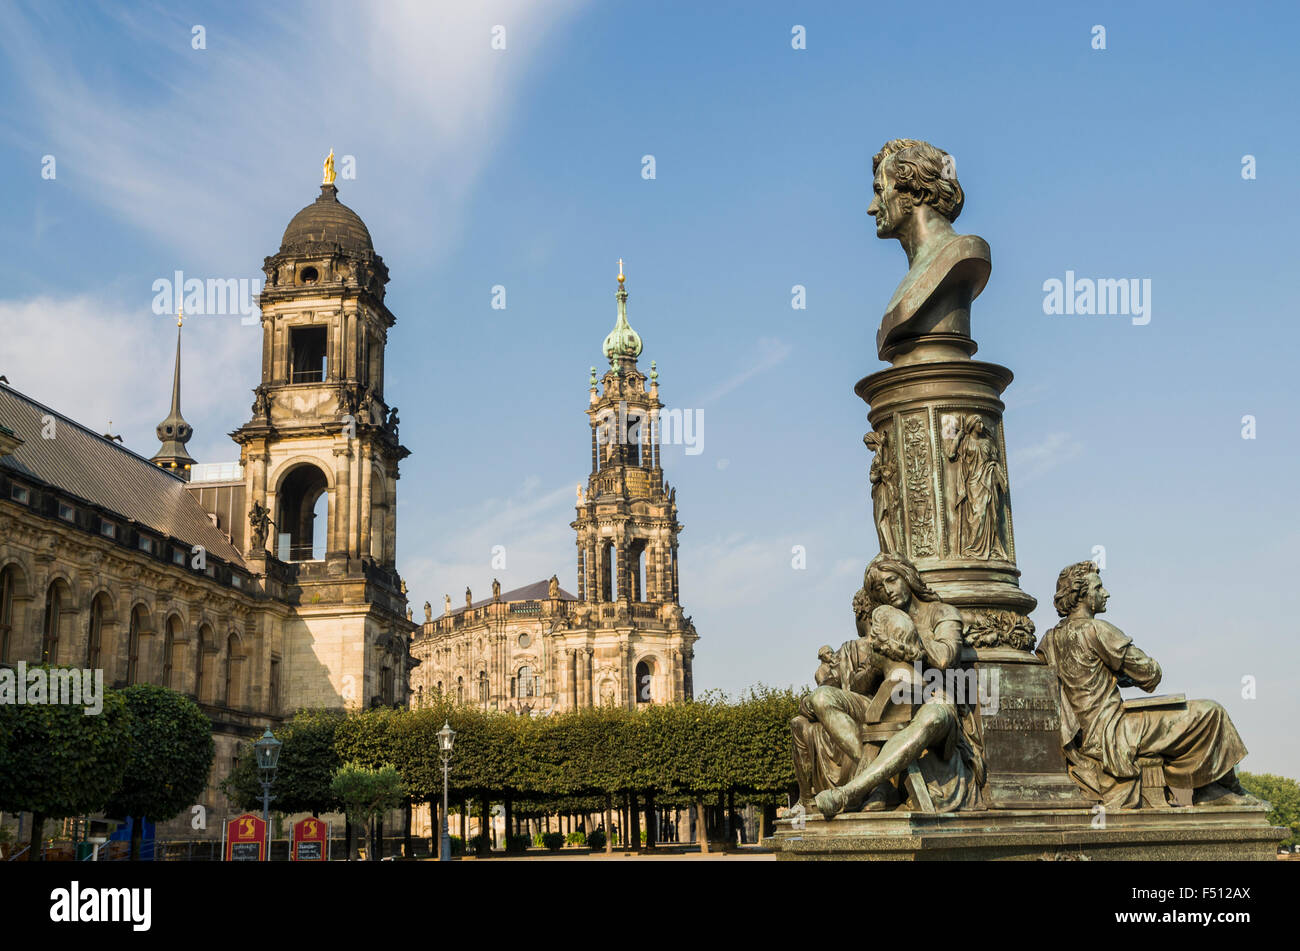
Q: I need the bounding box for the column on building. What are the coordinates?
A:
[332,445,351,555]
[584,647,594,707]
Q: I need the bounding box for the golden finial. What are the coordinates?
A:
[617,258,625,285]
[176,304,184,328]
[323,148,336,186]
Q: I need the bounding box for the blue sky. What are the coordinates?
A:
[2,1,1297,775]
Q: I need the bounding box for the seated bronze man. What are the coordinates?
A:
[1037,562,1256,809]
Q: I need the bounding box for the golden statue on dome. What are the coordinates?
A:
[322,148,336,186]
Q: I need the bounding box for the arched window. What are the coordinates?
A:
[40,580,70,665]
[163,616,182,689]
[635,660,652,704]
[477,670,489,704]
[127,605,149,685]
[600,541,614,601]
[630,540,646,602]
[86,593,110,669]
[276,463,329,562]
[370,469,389,564]
[517,665,534,699]
[0,564,20,663]
[196,624,215,702]
[225,633,243,708]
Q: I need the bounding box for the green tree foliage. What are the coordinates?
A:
[1239,772,1300,848]
[223,709,346,814]
[220,687,804,853]
[330,762,404,860]
[0,669,131,860]
[103,684,214,859]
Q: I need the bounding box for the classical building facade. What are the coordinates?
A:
[411,266,698,713]
[0,164,415,837]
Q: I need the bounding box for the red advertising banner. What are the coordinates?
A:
[225,813,267,862]
[291,817,328,862]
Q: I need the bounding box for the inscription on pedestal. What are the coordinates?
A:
[976,658,1090,808]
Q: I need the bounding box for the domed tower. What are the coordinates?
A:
[568,262,697,707]
[231,153,413,710]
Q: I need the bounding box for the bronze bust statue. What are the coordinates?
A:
[868,139,990,364]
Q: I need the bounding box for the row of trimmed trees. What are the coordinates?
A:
[0,673,214,860]
[225,686,801,857]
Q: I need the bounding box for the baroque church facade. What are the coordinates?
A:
[410,266,699,713]
[0,163,415,836]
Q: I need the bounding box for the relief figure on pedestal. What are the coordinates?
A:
[864,428,902,555]
[1036,562,1256,810]
[791,553,985,818]
[943,413,1008,559]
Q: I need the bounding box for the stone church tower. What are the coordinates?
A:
[569,262,697,705]
[409,263,697,713]
[231,160,413,710]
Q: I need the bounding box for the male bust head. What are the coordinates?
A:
[1052,561,1111,619]
[869,139,964,264]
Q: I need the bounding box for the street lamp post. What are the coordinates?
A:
[253,727,283,831]
[436,720,456,861]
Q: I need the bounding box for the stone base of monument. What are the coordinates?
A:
[763,805,1286,861]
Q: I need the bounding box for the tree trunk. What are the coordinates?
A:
[403,799,412,858]
[695,800,709,853]
[630,791,641,851]
[130,816,143,861]
[460,799,467,842]
[344,817,353,861]
[604,794,614,854]
[430,800,438,856]
[478,794,490,855]
[28,812,44,862]
[719,790,730,847]
[504,796,513,851]
[644,791,657,849]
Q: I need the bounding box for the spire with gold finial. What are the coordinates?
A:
[151,304,196,479]
[602,258,642,374]
[323,148,336,186]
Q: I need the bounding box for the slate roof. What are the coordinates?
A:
[449,578,577,616]
[0,383,245,564]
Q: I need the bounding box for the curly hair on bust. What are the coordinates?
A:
[1053,561,1100,617]
[871,139,964,223]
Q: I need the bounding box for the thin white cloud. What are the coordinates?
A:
[0,0,591,268]
[701,337,792,403]
[1010,431,1083,486]
[406,479,577,605]
[0,295,256,461]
